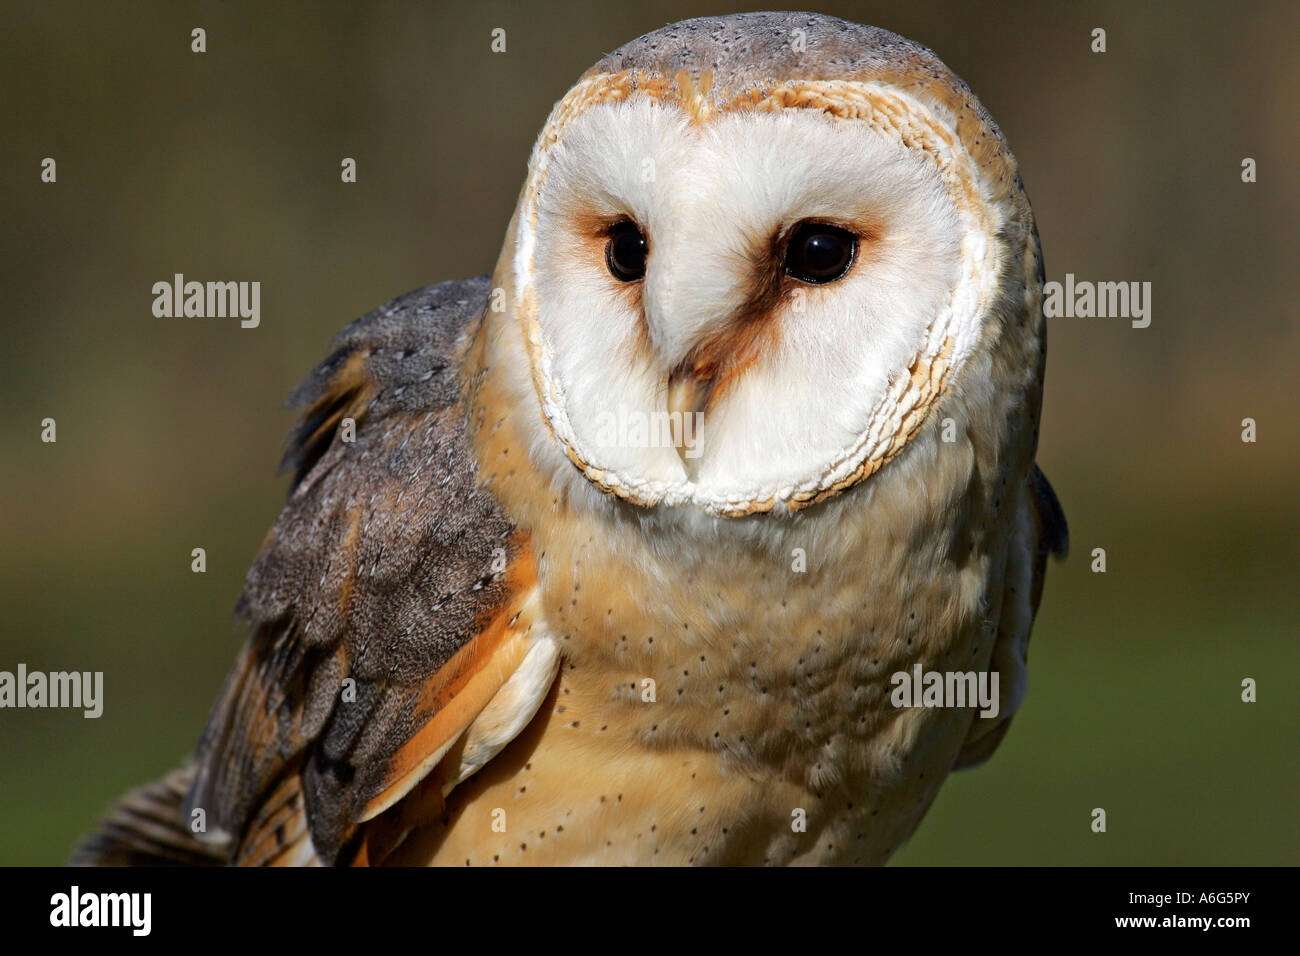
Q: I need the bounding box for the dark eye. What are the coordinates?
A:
[784,222,857,284]
[605,220,648,282]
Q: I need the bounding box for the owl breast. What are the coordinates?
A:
[397,509,999,865]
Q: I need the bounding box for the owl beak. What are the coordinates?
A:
[666,367,711,469]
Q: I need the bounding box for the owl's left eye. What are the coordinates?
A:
[783,222,858,284]
[605,221,648,282]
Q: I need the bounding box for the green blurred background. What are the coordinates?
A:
[1,0,1296,865]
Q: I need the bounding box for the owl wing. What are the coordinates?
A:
[953,464,1068,768]
[74,277,560,866]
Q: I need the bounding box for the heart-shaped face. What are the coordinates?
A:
[490,15,1033,518]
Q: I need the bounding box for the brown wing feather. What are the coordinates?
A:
[358,548,539,822]
[186,276,541,865]
[233,772,314,866]
[75,277,554,866]
[227,542,541,867]
[71,766,226,866]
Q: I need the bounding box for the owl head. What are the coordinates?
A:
[486,13,1043,520]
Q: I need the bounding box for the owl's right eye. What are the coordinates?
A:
[605,221,648,282]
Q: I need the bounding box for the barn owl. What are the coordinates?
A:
[76,11,1066,867]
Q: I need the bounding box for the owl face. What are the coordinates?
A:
[499,23,1026,517]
